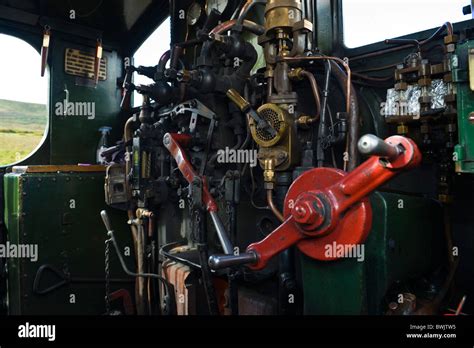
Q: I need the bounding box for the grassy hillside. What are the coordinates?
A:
[0,98,47,165]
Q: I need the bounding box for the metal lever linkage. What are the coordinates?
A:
[208,134,422,270]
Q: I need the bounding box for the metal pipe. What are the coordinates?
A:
[209,211,234,254]
[236,0,266,27]
[282,56,351,114]
[267,189,284,222]
[101,210,173,314]
[350,22,454,62]
[267,76,273,99]
[316,61,331,167]
[329,61,359,172]
[300,70,321,119]
[123,115,148,314]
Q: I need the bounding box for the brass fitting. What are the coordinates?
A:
[397,123,409,135]
[263,158,276,184]
[443,34,458,45]
[288,67,304,80]
[264,0,303,34]
[226,88,250,112]
[136,208,154,219]
[296,115,315,129]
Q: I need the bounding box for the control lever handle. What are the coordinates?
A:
[358,134,402,160]
[209,134,422,270]
[208,252,258,270]
[226,89,277,137]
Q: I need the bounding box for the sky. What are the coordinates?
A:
[0,34,48,104]
[343,0,470,48]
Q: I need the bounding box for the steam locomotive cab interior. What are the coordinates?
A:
[0,0,473,316]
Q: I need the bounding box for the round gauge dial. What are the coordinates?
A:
[187,2,203,26]
[205,0,229,16]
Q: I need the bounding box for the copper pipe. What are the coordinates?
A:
[124,116,135,143]
[267,189,284,222]
[238,0,253,20]
[350,22,454,62]
[284,56,355,171]
[300,70,321,119]
[236,0,266,26]
[282,56,351,114]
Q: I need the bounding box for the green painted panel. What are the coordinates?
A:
[3,171,134,315]
[301,192,444,315]
[454,40,474,173]
[49,39,124,164]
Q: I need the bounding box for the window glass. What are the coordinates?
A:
[133,17,171,107]
[0,34,48,166]
[343,0,469,48]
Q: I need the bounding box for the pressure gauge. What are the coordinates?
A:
[187,2,203,26]
[205,0,229,16]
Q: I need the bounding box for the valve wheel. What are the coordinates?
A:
[284,167,372,261]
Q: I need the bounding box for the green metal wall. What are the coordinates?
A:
[3,170,134,315]
[301,192,444,315]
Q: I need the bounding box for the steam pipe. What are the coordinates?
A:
[330,61,359,172]
[300,70,321,119]
[267,189,284,222]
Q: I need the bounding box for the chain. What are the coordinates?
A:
[104,238,111,314]
[225,202,232,232]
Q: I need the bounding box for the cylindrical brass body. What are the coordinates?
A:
[264,0,303,34]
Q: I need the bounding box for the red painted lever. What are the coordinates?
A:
[209,135,421,270]
[163,133,218,212]
[163,133,233,254]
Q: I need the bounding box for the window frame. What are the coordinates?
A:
[335,0,474,57]
[0,30,50,168]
